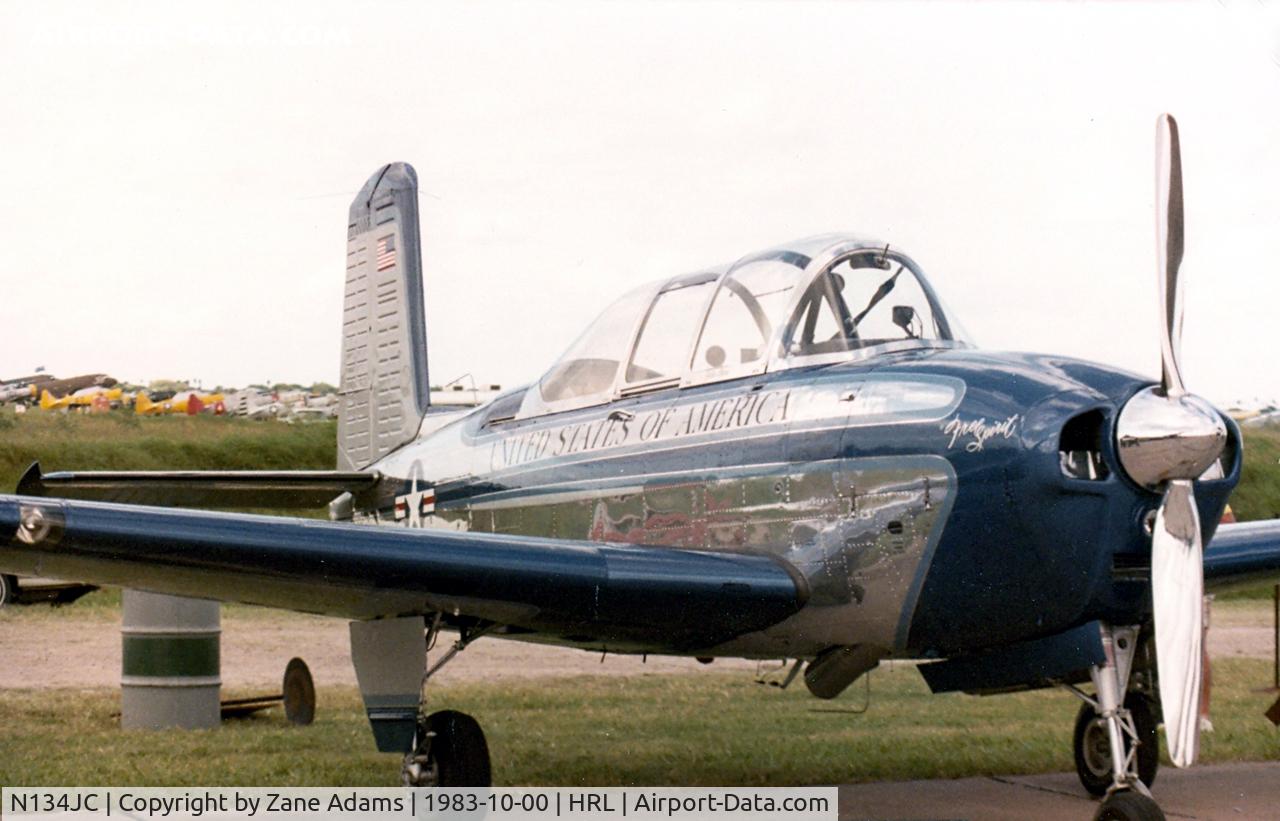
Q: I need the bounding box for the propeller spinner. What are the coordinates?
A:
[1114,114,1227,768]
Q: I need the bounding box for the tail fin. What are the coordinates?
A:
[135,392,154,415]
[39,389,56,410]
[337,163,430,471]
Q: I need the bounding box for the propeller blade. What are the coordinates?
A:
[1151,478,1203,767]
[1156,113,1186,398]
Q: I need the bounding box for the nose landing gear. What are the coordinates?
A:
[1073,691,1158,797]
[1062,625,1166,821]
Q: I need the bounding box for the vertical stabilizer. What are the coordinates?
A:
[338,163,430,471]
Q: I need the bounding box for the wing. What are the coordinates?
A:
[16,462,375,509]
[0,494,807,652]
[1204,519,1280,592]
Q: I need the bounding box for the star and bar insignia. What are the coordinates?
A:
[393,488,435,522]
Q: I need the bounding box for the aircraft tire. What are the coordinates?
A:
[425,710,491,787]
[1092,789,1166,821]
[282,658,316,725]
[0,574,17,607]
[1073,694,1159,797]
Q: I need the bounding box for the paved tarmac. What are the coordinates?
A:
[838,761,1280,820]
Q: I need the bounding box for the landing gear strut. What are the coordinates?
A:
[1062,625,1166,821]
[401,617,497,787]
[1073,692,1158,796]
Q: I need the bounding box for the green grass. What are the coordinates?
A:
[0,661,1277,786]
[0,411,337,520]
[1216,425,1280,600]
[1232,425,1280,523]
[0,411,337,493]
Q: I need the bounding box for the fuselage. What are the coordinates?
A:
[350,346,1240,661]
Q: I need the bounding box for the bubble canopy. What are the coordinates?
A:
[519,235,972,419]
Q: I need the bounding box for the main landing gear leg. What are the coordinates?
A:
[1064,625,1165,821]
[401,617,497,787]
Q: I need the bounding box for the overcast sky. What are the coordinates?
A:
[2,1,1277,406]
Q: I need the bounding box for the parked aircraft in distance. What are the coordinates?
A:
[222,389,291,420]
[0,571,96,608]
[39,386,125,411]
[0,374,54,404]
[32,373,117,399]
[135,390,225,416]
[4,116,1278,821]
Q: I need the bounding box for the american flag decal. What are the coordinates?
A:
[375,234,397,271]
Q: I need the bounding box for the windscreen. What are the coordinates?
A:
[782,253,965,358]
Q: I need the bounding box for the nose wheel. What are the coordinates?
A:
[1093,790,1166,821]
[1074,692,1159,797]
[1062,625,1167,821]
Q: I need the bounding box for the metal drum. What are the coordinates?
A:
[120,590,221,729]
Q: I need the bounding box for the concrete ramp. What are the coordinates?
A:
[838,762,1280,820]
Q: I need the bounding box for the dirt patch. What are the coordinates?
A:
[0,610,760,690]
[2,601,1273,691]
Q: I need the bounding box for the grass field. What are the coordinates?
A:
[0,660,1277,787]
[1231,424,1280,522]
[0,411,337,493]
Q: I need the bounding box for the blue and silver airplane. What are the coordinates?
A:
[3,115,1277,821]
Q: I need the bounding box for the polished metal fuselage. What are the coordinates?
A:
[350,347,1237,662]
[360,361,971,658]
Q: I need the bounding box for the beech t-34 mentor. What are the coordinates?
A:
[4,115,1279,821]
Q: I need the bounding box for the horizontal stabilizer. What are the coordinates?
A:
[17,462,377,509]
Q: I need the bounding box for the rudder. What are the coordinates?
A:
[338,163,430,471]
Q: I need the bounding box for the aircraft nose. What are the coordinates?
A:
[1114,387,1227,489]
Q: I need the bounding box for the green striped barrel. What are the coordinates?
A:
[121,590,221,729]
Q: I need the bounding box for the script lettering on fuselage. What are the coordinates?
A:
[940,413,1020,452]
[490,389,793,472]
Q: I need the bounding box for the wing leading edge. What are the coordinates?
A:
[0,494,807,652]
[1204,519,1280,592]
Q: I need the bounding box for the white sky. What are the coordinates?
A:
[2,1,1277,406]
